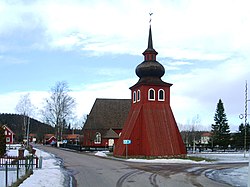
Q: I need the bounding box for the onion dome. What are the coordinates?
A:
[135,25,165,80]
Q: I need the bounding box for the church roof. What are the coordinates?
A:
[133,25,171,88]
[103,128,119,138]
[143,25,158,55]
[83,98,131,130]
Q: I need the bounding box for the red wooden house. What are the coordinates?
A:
[200,132,212,145]
[82,98,130,149]
[43,134,57,145]
[64,134,81,145]
[2,125,15,144]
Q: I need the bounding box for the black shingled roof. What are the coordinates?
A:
[83,98,131,130]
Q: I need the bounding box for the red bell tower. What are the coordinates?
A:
[114,25,186,157]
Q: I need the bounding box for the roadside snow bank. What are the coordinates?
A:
[192,152,249,163]
[127,158,207,164]
[19,149,65,187]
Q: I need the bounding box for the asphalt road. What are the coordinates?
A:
[36,145,247,187]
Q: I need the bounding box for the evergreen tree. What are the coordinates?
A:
[211,99,230,149]
[237,123,250,149]
[0,125,6,156]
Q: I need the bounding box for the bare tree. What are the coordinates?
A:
[15,93,35,116]
[180,115,202,152]
[190,114,201,153]
[42,81,76,141]
[15,93,35,142]
[72,114,87,130]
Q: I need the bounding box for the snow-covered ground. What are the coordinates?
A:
[95,151,249,187]
[0,146,68,187]
[206,166,248,187]
[1,147,248,187]
[192,152,249,187]
[19,149,68,187]
[193,152,249,163]
[0,147,30,187]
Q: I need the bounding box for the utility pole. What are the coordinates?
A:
[240,81,249,158]
[26,116,30,148]
[244,81,249,157]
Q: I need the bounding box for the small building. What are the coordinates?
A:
[82,98,130,149]
[43,134,57,145]
[64,134,81,145]
[29,133,37,143]
[200,132,212,145]
[2,125,15,144]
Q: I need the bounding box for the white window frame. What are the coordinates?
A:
[94,132,101,144]
[137,90,141,102]
[108,139,114,146]
[6,137,10,143]
[148,88,155,101]
[158,89,165,101]
[133,91,136,103]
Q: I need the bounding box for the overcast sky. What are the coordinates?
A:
[0,0,249,131]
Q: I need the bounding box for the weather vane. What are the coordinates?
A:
[149,12,153,24]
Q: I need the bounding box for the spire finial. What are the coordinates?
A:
[148,13,153,49]
[149,12,153,24]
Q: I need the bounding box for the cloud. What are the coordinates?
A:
[1,0,249,59]
[0,79,134,121]
[169,61,193,66]
[161,59,193,71]
[1,62,247,132]
[168,54,250,130]
[0,0,249,132]
[0,91,49,118]
[0,55,28,65]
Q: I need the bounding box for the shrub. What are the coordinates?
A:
[0,125,6,156]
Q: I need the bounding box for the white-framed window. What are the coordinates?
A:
[148,88,155,101]
[94,132,101,144]
[108,139,114,146]
[137,90,141,102]
[5,131,7,135]
[133,91,136,103]
[6,137,10,143]
[158,89,165,101]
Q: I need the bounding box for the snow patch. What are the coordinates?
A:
[206,167,248,187]
[19,150,65,187]
[6,149,30,157]
[95,151,108,157]
[0,146,66,187]
[127,158,207,164]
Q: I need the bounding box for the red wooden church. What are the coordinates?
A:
[114,25,186,158]
[82,98,131,149]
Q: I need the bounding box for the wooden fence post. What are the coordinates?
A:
[25,157,28,174]
[17,159,19,180]
[36,157,39,168]
[5,161,8,187]
[31,155,34,171]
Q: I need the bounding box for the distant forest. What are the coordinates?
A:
[0,113,54,142]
